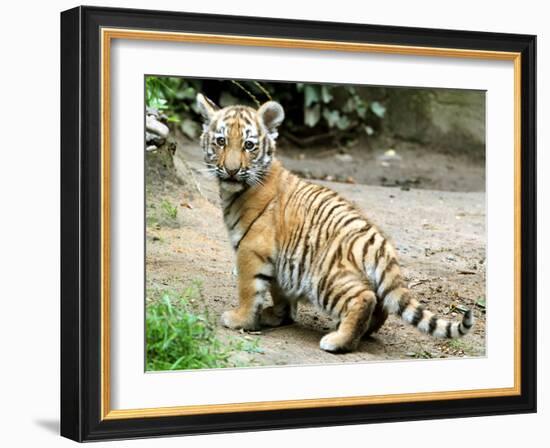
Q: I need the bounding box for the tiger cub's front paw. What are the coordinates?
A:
[221,309,259,331]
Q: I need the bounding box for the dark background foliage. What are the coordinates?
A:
[146,77,387,148]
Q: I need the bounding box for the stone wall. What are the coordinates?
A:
[358,86,485,157]
[384,88,486,156]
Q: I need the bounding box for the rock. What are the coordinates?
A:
[146,114,170,139]
[146,131,165,147]
[146,107,168,123]
[385,88,485,156]
[335,153,353,163]
[377,148,402,162]
[345,176,356,184]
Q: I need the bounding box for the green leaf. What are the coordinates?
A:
[304,85,320,107]
[322,109,341,128]
[304,104,321,127]
[342,98,354,113]
[336,115,351,130]
[149,97,168,110]
[355,98,368,119]
[370,101,386,118]
[320,86,333,103]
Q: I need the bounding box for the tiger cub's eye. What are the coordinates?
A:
[216,137,226,146]
[244,140,255,151]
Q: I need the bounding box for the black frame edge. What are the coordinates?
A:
[519,34,537,414]
[60,5,537,442]
[60,6,83,442]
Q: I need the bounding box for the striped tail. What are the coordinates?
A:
[400,293,474,338]
[364,228,474,339]
[383,288,475,338]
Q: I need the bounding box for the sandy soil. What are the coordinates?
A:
[277,137,485,193]
[146,139,486,368]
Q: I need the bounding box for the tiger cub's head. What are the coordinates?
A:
[196,93,284,189]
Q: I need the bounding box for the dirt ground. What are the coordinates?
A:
[146,136,486,368]
[277,136,485,193]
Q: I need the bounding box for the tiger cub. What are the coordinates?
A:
[196,93,474,353]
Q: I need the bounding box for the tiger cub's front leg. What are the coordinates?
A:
[221,248,274,331]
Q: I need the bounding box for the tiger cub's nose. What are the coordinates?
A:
[226,168,240,176]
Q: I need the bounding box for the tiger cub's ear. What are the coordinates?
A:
[196,93,219,124]
[258,101,285,137]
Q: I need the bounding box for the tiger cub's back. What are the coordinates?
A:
[274,174,382,311]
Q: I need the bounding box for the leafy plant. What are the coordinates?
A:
[145,77,170,111]
[145,76,388,146]
[146,76,204,134]
[146,283,260,371]
[296,84,386,143]
[160,199,178,220]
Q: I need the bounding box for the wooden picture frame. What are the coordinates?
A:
[60,5,536,441]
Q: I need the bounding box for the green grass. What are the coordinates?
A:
[160,199,178,220]
[146,283,262,371]
[447,338,468,350]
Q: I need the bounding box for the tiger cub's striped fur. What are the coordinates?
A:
[197,93,474,353]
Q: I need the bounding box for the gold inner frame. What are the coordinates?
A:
[100,28,522,420]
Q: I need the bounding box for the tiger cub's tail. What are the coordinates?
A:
[389,292,474,338]
[376,257,475,338]
[359,226,475,339]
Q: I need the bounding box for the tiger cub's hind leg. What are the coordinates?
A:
[363,301,388,338]
[260,283,296,327]
[319,286,377,353]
